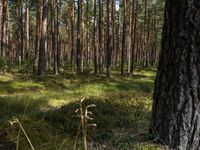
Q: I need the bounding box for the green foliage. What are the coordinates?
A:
[0,57,13,73]
[19,59,34,73]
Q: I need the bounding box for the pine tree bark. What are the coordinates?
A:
[25,0,30,59]
[130,0,137,74]
[70,0,75,70]
[106,0,111,79]
[121,0,126,76]
[17,0,23,67]
[76,0,82,74]
[1,0,7,58]
[150,0,200,149]
[34,0,41,73]
[38,0,48,76]
[98,0,103,74]
[93,0,98,74]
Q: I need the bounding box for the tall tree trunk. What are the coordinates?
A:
[98,0,103,74]
[20,1,24,61]
[57,0,61,73]
[130,0,137,74]
[143,0,147,68]
[17,0,23,67]
[150,0,200,149]
[1,0,7,58]
[115,10,120,67]
[25,0,30,59]
[93,0,98,74]
[34,0,41,73]
[38,0,48,76]
[70,0,75,70]
[86,0,90,67]
[111,0,115,67]
[121,0,126,76]
[52,0,58,75]
[127,0,131,74]
[106,0,111,79]
[76,0,82,74]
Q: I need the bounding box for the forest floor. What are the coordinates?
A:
[0,68,164,150]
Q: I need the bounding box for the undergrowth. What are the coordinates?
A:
[0,69,163,149]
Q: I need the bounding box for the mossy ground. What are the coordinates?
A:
[0,68,163,150]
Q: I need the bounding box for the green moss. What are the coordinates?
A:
[0,69,161,149]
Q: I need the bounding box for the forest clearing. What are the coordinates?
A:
[0,69,160,150]
[1,0,200,149]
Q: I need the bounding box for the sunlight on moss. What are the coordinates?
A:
[0,70,159,149]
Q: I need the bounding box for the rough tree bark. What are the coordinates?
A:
[150,0,200,149]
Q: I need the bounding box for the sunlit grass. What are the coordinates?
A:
[0,69,162,149]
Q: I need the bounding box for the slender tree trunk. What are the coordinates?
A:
[111,0,115,67]
[121,0,126,76]
[93,0,98,74]
[106,0,111,79]
[25,0,30,59]
[127,1,131,74]
[98,0,103,74]
[38,0,48,76]
[52,0,58,75]
[34,0,41,73]
[86,0,89,67]
[17,0,23,67]
[150,0,200,149]
[1,0,7,58]
[143,0,147,68]
[20,1,24,61]
[76,0,82,74]
[70,0,75,70]
[131,0,137,74]
[115,10,120,67]
[57,0,61,73]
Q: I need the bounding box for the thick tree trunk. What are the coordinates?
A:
[150,0,200,149]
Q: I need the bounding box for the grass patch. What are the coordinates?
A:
[0,69,163,149]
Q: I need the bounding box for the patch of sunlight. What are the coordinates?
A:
[0,73,15,81]
[12,80,44,89]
